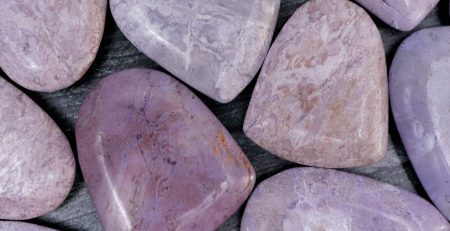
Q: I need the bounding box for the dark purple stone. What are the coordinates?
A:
[76,68,255,230]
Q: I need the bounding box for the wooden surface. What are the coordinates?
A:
[1,0,448,230]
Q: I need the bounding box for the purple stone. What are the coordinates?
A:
[354,0,438,31]
[109,0,280,103]
[244,0,388,168]
[0,0,107,92]
[0,221,56,231]
[242,168,450,230]
[76,69,255,230]
[0,77,75,219]
[390,27,450,219]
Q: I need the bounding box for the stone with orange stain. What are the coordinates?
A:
[244,0,388,168]
[76,68,255,230]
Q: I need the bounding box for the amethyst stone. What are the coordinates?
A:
[242,168,450,230]
[0,77,75,220]
[76,69,255,230]
[354,0,438,31]
[390,26,450,219]
[0,0,107,92]
[109,0,280,103]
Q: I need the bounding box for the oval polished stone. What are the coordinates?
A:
[110,0,280,103]
[0,77,75,219]
[354,0,438,31]
[390,27,450,219]
[0,221,56,231]
[241,168,450,231]
[0,0,107,92]
[244,0,388,168]
[76,69,255,230]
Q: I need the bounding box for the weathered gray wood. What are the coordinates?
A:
[0,0,447,230]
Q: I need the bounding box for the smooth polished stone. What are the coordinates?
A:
[76,69,255,230]
[110,0,280,103]
[0,0,107,92]
[354,0,438,31]
[244,0,388,168]
[241,168,450,231]
[0,221,56,231]
[0,77,75,220]
[390,27,450,219]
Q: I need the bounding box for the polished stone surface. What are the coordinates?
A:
[0,0,106,92]
[0,77,75,220]
[0,221,56,231]
[109,0,280,103]
[354,0,439,31]
[244,0,388,168]
[19,1,447,230]
[390,26,450,219]
[241,168,450,231]
[76,69,255,230]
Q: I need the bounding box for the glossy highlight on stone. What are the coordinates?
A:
[0,221,56,231]
[0,77,75,220]
[0,0,107,92]
[390,27,450,219]
[244,0,388,168]
[241,168,450,231]
[110,0,280,103]
[354,0,438,31]
[76,69,255,230]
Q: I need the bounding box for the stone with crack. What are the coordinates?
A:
[76,68,255,230]
[244,0,388,168]
[354,0,439,31]
[241,168,450,231]
[109,0,280,103]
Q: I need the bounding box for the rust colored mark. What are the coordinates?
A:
[216,129,235,162]
[217,129,228,147]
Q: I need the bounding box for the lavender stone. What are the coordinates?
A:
[354,0,438,31]
[390,27,450,219]
[242,168,450,230]
[109,0,280,103]
[0,221,56,231]
[0,0,107,92]
[244,0,388,168]
[0,77,75,220]
[76,69,255,230]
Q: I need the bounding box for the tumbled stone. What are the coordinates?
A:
[390,27,450,219]
[354,0,438,31]
[76,68,255,230]
[0,221,56,231]
[109,0,280,103]
[0,0,107,92]
[242,168,450,230]
[244,0,388,168]
[0,77,75,219]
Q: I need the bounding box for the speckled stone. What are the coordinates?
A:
[0,0,107,92]
[0,77,75,220]
[76,69,255,230]
[0,221,56,231]
[244,0,388,168]
[109,0,280,103]
[354,0,438,31]
[241,168,450,231]
[390,27,450,219]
